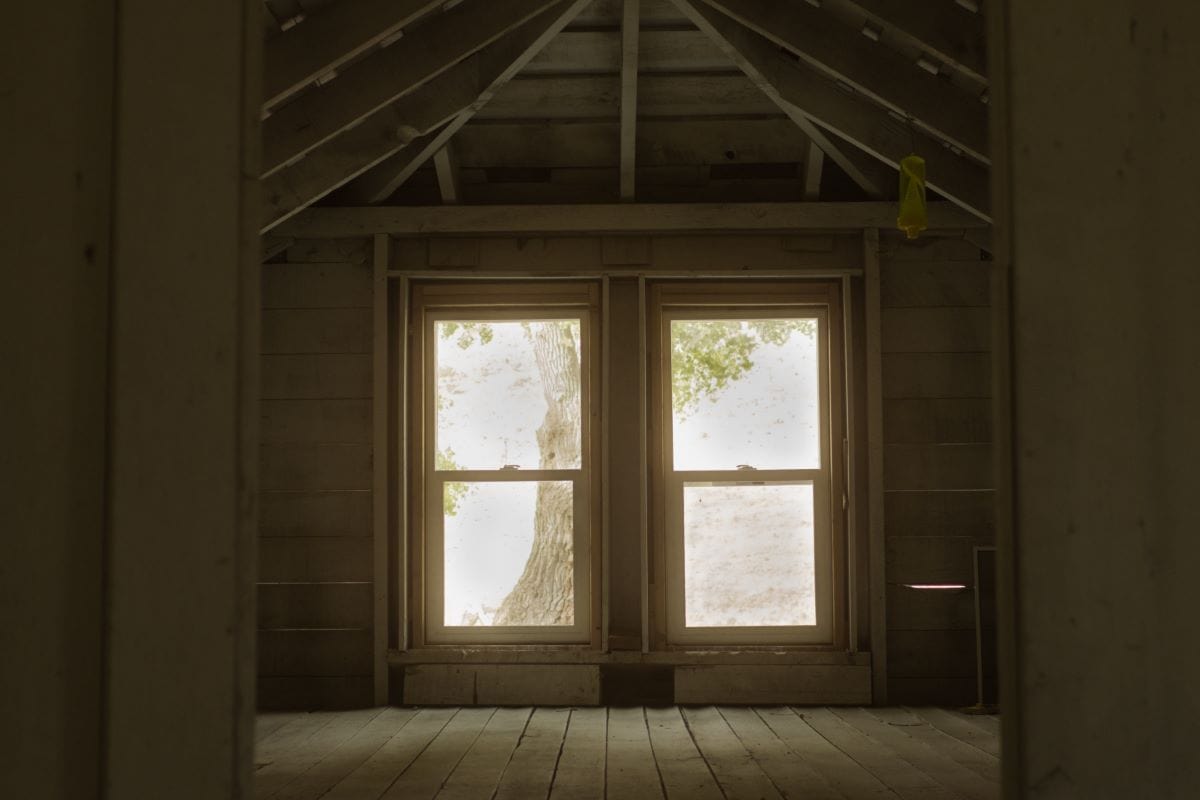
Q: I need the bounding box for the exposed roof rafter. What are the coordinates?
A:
[669,0,893,200]
[334,0,595,206]
[674,0,990,221]
[263,0,442,109]
[262,0,559,176]
[840,0,988,83]
[699,0,989,162]
[262,0,594,229]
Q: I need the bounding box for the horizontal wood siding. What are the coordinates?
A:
[259,243,375,710]
[879,235,992,705]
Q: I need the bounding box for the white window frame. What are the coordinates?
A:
[410,284,598,646]
[651,283,845,647]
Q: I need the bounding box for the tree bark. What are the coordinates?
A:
[494,322,580,626]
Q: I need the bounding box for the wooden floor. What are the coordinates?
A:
[255,706,1000,799]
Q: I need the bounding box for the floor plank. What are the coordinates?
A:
[956,711,1001,737]
[257,712,340,766]
[252,706,1001,799]
[872,708,999,783]
[645,707,723,800]
[494,707,571,800]
[548,707,607,800]
[272,707,419,800]
[257,712,297,744]
[379,707,497,800]
[322,708,458,800]
[799,708,960,800]
[682,706,782,800]
[438,707,532,800]
[257,709,382,798]
[755,707,899,799]
[718,706,844,800]
[909,708,1001,759]
[832,707,996,800]
[605,707,665,800]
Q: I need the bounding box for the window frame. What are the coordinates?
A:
[407,282,601,647]
[648,281,847,648]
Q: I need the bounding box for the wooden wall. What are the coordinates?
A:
[258,238,377,709]
[254,229,992,709]
[878,234,993,705]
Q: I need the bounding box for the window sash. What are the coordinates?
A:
[417,301,595,645]
[659,304,837,645]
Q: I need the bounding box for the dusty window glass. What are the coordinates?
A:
[443,480,575,627]
[670,318,820,471]
[682,482,816,627]
[435,320,582,471]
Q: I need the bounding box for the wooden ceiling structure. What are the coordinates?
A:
[260,0,990,235]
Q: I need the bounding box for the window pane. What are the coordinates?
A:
[443,480,574,626]
[683,482,815,627]
[671,318,820,470]
[436,319,582,470]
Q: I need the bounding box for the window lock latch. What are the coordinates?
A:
[500,464,521,471]
[736,464,757,471]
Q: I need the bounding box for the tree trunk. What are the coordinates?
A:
[493,322,580,626]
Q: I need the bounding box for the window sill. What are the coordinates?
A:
[390,647,870,667]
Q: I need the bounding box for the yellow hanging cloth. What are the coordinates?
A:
[897,155,927,239]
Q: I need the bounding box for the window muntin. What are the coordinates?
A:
[418,300,594,645]
[661,306,835,645]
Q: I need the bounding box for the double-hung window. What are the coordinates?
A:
[410,283,598,645]
[650,282,844,646]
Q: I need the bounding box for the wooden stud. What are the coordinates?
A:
[803,140,824,201]
[638,277,650,654]
[863,228,888,704]
[372,233,390,704]
[397,276,411,652]
[602,276,612,651]
[432,145,462,204]
[620,0,641,200]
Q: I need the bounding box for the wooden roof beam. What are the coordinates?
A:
[675,0,990,221]
[263,0,442,109]
[272,201,987,238]
[262,0,559,176]
[698,0,989,162]
[841,0,988,83]
[620,0,641,200]
[261,0,593,230]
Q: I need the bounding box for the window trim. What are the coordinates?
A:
[647,281,848,649]
[407,282,601,647]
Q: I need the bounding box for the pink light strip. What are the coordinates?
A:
[903,583,968,590]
